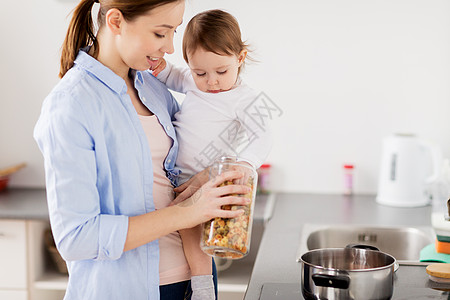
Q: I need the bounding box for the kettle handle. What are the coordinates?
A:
[420,140,442,184]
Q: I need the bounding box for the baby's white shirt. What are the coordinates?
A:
[157,62,273,184]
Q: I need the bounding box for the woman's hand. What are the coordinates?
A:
[123,170,251,251]
[177,170,251,226]
[172,167,210,205]
[173,161,253,205]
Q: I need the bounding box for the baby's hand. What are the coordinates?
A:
[150,58,166,77]
[172,168,210,206]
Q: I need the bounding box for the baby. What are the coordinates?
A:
[153,9,272,299]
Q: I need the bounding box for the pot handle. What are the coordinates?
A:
[345,244,379,251]
[312,274,350,289]
[346,244,400,272]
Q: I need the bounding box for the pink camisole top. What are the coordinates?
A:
[138,114,191,285]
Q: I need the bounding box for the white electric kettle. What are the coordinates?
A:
[376,133,442,207]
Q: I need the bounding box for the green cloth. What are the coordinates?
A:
[420,243,450,263]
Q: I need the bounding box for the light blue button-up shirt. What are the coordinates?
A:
[34,49,180,300]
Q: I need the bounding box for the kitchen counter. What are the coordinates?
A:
[245,193,443,300]
[1,189,444,298]
[0,188,49,220]
[0,188,274,222]
[0,188,274,223]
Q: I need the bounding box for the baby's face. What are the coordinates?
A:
[187,48,245,93]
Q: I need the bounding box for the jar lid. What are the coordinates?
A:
[217,156,238,163]
[426,263,450,279]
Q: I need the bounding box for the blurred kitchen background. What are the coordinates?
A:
[1,0,450,194]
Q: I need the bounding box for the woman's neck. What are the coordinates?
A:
[91,30,129,80]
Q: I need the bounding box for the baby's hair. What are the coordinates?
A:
[182,9,251,73]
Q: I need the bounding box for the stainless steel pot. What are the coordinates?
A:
[300,246,395,300]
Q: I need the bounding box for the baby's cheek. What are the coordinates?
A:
[192,78,203,91]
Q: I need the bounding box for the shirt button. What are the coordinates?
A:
[142,97,146,102]
[166,125,171,130]
[167,159,172,163]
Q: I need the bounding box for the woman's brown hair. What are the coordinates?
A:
[59,0,181,78]
[182,9,250,72]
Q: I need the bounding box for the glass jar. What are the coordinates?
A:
[201,157,258,259]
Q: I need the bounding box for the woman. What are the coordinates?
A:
[33,0,250,299]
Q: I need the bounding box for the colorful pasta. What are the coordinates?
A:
[201,178,255,259]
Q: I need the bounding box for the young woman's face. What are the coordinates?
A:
[187,47,246,93]
[116,1,185,72]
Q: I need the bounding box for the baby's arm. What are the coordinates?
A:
[152,59,191,94]
[179,226,212,275]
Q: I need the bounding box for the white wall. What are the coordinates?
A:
[0,0,75,187]
[1,0,449,194]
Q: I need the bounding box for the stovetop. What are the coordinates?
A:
[258,264,450,299]
[259,283,450,300]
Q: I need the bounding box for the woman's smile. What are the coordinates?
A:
[147,56,161,69]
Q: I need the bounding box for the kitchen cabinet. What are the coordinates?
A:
[0,218,66,300]
[0,220,27,291]
[0,291,28,300]
[0,219,66,300]
[28,220,67,300]
[0,189,66,300]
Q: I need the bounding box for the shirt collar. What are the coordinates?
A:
[74,48,127,94]
[129,69,145,86]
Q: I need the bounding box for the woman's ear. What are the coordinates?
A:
[105,8,124,35]
[238,49,248,66]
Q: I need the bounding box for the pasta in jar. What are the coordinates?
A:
[201,157,257,259]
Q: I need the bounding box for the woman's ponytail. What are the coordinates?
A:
[59,0,98,78]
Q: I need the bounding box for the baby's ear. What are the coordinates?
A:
[238,49,248,65]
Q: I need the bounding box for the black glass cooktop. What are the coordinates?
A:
[259,265,450,299]
[259,283,450,300]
